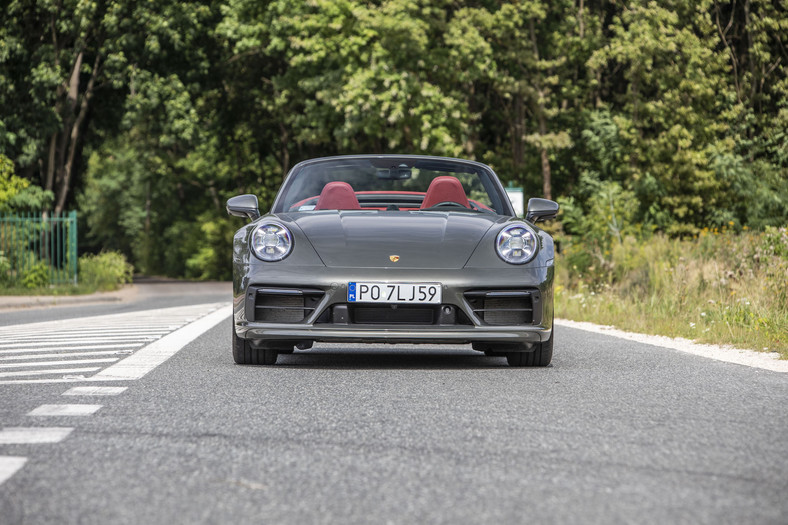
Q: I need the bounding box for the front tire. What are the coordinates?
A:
[232,319,278,365]
[506,329,553,367]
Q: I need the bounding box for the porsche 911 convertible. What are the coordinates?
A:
[227,155,558,367]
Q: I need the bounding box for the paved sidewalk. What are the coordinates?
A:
[0,285,138,311]
[0,281,231,312]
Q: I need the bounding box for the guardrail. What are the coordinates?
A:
[0,211,78,285]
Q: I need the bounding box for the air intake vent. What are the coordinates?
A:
[464,290,537,325]
[350,305,435,325]
[251,287,324,323]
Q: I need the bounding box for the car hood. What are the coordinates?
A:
[286,211,500,269]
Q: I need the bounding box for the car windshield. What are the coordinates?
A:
[273,156,510,214]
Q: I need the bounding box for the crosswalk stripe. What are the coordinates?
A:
[0,325,183,338]
[0,350,131,361]
[62,386,127,396]
[0,337,160,349]
[0,331,169,342]
[94,305,232,381]
[0,367,101,378]
[0,344,143,355]
[0,302,228,384]
[0,324,180,331]
[0,358,118,369]
[0,427,74,444]
[0,329,168,337]
[0,456,27,486]
[28,404,102,416]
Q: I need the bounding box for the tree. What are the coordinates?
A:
[448,1,580,198]
[588,0,734,233]
[0,0,215,214]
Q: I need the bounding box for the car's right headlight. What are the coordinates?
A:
[496,223,538,264]
[251,222,293,262]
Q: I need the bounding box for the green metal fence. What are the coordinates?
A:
[0,212,78,286]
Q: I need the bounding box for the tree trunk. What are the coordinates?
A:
[54,53,100,215]
[280,122,290,177]
[512,92,525,185]
[537,107,552,201]
[45,133,57,193]
[529,19,552,200]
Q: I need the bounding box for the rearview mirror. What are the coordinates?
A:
[525,198,559,222]
[226,194,260,221]
[376,164,412,180]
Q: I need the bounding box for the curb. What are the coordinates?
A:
[0,285,138,311]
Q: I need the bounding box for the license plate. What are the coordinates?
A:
[348,282,442,304]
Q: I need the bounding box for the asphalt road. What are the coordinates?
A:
[1,284,786,524]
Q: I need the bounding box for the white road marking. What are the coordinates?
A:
[0,344,143,355]
[0,358,118,369]
[0,327,171,334]
[62,386,127,396]
[0,325,181,337]
[0,350,132,361]
[0,456,27,486]
[0,377,105,384]
[0,337,160,348]
[555,318,788,373]
[0,331,168,341]
[28,404,102,416]
[0,427,73,444]
[0,367,101,378]
[92,305,232,381]
[0,303,228,384]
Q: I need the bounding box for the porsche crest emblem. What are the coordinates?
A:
[389,255,400,262]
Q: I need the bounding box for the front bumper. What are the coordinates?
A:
[233,266,553,346]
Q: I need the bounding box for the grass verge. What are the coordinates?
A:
[555,227,788,358]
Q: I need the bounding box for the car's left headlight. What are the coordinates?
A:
[251,222,293,262]
[496,223,538,264]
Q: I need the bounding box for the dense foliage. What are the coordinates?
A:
[1,0,786,279]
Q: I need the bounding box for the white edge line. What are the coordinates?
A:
[555,318,788,373]
[91,304,232,381]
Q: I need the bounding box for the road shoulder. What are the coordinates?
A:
[556,318,788,373]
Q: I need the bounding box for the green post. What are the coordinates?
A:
[69,210,78,285]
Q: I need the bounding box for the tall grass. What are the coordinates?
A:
[555,227,788,357]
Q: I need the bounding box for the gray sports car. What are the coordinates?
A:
[227,155,558,367]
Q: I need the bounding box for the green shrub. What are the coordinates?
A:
[22,262,50,289]
[79,251,133,291]
[0,251,12,287]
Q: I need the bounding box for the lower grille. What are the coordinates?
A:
[350,305,435,325]
[465,290,536,325]
[252,287,324,323]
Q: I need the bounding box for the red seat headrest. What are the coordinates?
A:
[314,182,361,210]
[420,176,470,209]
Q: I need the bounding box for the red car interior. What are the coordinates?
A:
[314,181,362,210]
[293,180,484,212]
[420,176,470,209]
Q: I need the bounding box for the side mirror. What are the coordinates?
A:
[226,194,260,221]
[525,198,559,223]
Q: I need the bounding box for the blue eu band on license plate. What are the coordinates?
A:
[348,282,442,304]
